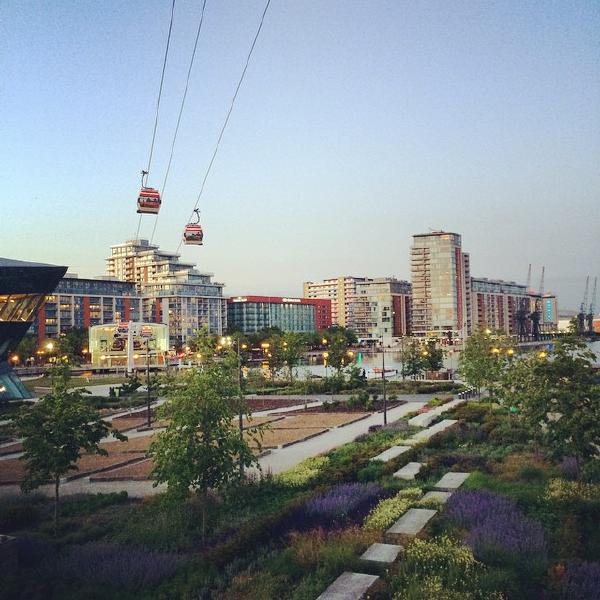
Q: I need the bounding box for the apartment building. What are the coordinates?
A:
[303,276,370,330]
[353,278,411,344]
[410,231,471,342]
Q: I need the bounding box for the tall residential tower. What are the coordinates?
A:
[410,231,470,342]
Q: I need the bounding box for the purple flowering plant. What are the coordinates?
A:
[41,542,184,591]
[444,490,547,564]
[304,482,383,523]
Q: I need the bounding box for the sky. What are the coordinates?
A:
[1,0,599,310]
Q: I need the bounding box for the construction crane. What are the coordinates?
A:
[587,277,597,334]
[577,276,590,335]
[516,264,533,340]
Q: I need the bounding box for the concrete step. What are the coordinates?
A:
[316,571,380,600]
[370,445,411,462]
[393,462,423,480]
[385,508,437,543]
[433,472,471,491]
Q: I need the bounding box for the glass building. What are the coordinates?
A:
[227,296,332,333]
[0,258,67,400]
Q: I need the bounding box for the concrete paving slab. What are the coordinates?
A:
[370,445,411,462]
[393,462,423,480]
[434,472,471,491]
[421,490,452,504]
[385,508,437,543]
[408,412,437,428]
[316,571,380,600]
[408,419,458,444]
[360,542,404,566]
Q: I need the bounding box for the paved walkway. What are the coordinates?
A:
[0,395,432,498]
[257,399,427,475]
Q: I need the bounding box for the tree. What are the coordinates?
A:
[150,363,259,539]
[498,337,600,479]
[458,328,510,396]
[56,327,88,365]
[281,332,306,383]
[15,334,38,365]
[423,339,445,372]
[326,330,355,374]
[403,340,426,379]
[14,365,122,532]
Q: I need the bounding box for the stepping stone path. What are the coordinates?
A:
[360,543,404,568]
[316,571,380,600]
[393,461,423,480]
[422,490,452,504]
[385,508,437,543]
[434,472,471,491]
[405,419,458,446]
[370,445,411,462]
[408,398,465,428]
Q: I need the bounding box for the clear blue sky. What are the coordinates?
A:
[1,0,598,309]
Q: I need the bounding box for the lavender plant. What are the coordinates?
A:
[561,561,600,600]
[41,542,184,591]
[305,482,382,521]
[445,490,547,564]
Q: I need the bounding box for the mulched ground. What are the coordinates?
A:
[289,400,405,414]
[0,452,147,484]
[245,397,309,412]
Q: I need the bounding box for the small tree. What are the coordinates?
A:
[282,332,306,384]
[403,340,426,379]
[499,337,600,479]
[150,363,259,539]
[458,328,509,396]
[14,365,122,532]
[423,339,445,372]
[327,331,355,374]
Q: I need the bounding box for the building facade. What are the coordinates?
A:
[0,258,67,400]
[106,240,226,346]
[227,296,332,334]
[303,276,371,330]
[34,275,141,342]
[410,231,471,342]
[353,278,411,344]
[470,278,529,336]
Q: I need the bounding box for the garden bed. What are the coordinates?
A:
[0,452,147,484]
[90,458,154,481]
[274,412,370,429]
[244,427,328,449]
[0,442,22,456]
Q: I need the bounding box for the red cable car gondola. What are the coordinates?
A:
[183,209,204,245]
[136,170,161,214]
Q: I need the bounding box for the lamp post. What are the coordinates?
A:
[145,338,154,429]
[381,338,387,426]
[223,336,248,476]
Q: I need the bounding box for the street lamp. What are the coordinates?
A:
[538,350,547,359]
[381,338,388,426]
[144,337,155,429]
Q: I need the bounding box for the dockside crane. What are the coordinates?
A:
[577,276,590,335]
[587,277,597,334]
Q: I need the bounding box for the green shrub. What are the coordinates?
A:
[357,462,386,483]
[276,457,329,487]
[390,536,504,600]
[363,488,422,530]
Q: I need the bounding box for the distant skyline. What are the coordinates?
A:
[2,1,599,310]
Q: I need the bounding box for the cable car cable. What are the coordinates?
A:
[175,0,271,253]
[149,0,208,245]
[145,0,176,181]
